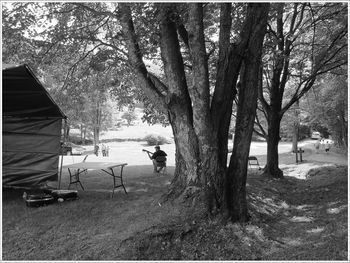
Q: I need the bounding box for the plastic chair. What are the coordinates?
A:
[248,156,261,170]
[155,156,167,174]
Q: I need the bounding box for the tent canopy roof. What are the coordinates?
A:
[3,64,66,118]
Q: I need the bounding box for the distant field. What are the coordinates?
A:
[68,120,344,168]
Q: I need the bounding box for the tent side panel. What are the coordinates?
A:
[2,118,62,186]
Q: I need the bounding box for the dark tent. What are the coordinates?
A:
[2,64,66,187]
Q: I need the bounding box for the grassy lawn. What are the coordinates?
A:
[2,165,180,260]
[2,143,348,260]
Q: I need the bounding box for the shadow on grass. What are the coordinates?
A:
[247,165,348,261]
[2,165,348,260]
[2,165,178,260]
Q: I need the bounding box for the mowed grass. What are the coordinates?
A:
[2,165,180,260]
[2,145,348,260]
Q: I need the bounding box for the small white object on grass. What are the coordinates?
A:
[58,198,64,202]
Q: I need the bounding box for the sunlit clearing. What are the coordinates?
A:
[306,227,325,234]
[290,216,314,223]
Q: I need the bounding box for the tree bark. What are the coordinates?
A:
[211,3,235,171]
[120,4,201,194]
[80,124,84,143]
[210,4,242,208]
[340,111,347,147]
[263,111,283,178]
[187,4,221,212]
[292,122,299,153]
[158,4,202,190]
[292,101,300,153]
[93,102,101,148]
[225,3,270,222]
[83,126,86,145]
[120,3,270,221]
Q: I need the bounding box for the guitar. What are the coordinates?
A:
[142,149,153,159]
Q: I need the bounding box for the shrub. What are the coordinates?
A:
[68,135,93,145]
[144,134,169,146]
[121,111,137,126]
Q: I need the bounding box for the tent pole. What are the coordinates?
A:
[58,118,67,189]
[59,155,63,190]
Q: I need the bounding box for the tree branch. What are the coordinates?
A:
[258,65,270,115]
[187,3,210,108]
[119,4,168,111]
[177,23,190,49]
[72,3,118,19]
[254,113,267,138]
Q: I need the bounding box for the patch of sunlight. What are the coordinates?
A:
[245,225,266,241]
[282,237,302,246]
[327,201,341,206]
[91,189,113,193]
[279,201,290,209]
[279,163,335,179]
[294,204,314,210]
[242,236,253,247]
[164,181,171,185]
[262,197,278,206]
[246,225,262,234]
[290,216,314,223]
[257,207,270,215]
[327,204,347,214]
[135,188,148,192]
[306,227,325,234]
[124,187,132,192]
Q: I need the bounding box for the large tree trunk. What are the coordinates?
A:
[158,4,202,190]
[260,4,286,179]
[120,3,270,222]
[263,111,283,178]
[211,3,236,172]
[225,3,270,222]
[120,4,203,197]
[186,4,222,213]
[210,4,242,210]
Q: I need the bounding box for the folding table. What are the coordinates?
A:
[61,162,128,197]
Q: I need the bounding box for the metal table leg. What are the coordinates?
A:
[103,165,127,198]
[68,168,85,190]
